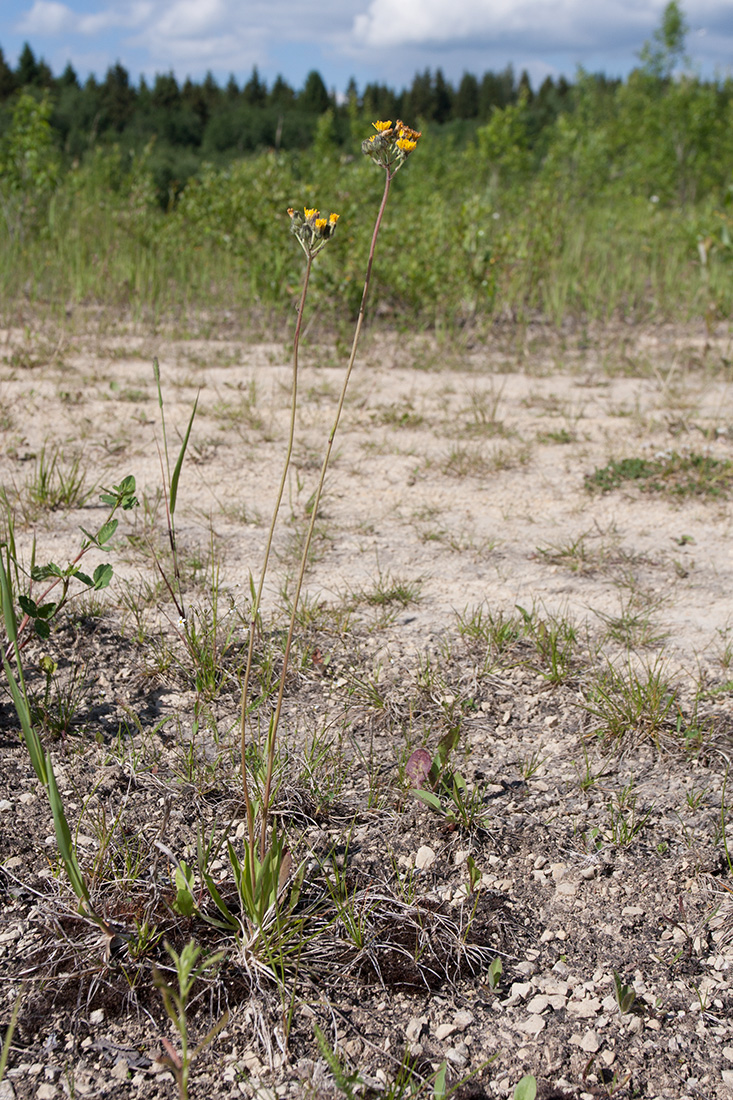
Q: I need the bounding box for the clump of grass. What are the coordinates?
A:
[586,451,733,497]
[583,657,681,748]
[24,443,93,513]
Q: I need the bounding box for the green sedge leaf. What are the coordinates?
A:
[46,752,90,904]
[169,396,198,516]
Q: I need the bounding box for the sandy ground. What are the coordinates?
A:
[3,318,733,1100]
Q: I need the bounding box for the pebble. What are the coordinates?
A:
[567,998,601,1019]
[580,1031,600,1053]
[517,1014,546,1036]
[415,846,436,870]
[435,1023,457,1041]
[405,1017,426,1042]
[0,800,12,812]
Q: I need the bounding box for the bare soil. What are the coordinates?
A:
[2,319,733,1100]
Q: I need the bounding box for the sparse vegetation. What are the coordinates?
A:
[3,11,733,1097]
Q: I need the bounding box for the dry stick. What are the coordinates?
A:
[240,253,314,868]
[258,170,394,860]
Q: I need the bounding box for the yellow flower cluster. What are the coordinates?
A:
[287,207,340,258]
[362,119,422,173]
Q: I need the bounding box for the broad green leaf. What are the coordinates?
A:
[433,1062,448,1100]
[34,619,50,639]
[18,595,37,616]
[173,863,196,917]
[74,571,93,587]
[488,956,503,989]
[35,602,56,620]
[96,519,118,546]
[412,789,443,812]
[513,1075,537,1100]
[92,563,113,589]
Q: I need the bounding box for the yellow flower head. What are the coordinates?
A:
[362,117,421,172]
[289,206,339,255]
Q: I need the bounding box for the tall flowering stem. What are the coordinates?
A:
[255,122,421,860]
[239,208,338,877]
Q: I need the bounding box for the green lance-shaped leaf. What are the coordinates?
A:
[46,751,90,905]
[2,653,46,786]
[169,395,199,516]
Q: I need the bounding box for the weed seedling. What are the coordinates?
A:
[153,940,228,1100]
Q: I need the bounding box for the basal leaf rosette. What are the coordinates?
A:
[361,119,421,174]
[288,207,339,258]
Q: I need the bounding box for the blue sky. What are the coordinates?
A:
[1,0,731,93]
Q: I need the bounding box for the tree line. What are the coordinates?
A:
[0,40,573,160]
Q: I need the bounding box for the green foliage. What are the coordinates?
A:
[587,453,733,497]
[153,941,228,1100]
[513,1077,537,1100]
[0,91,59,238]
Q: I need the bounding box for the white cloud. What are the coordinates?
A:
[349,0,733,53]
[78,3,153,34]
[17,0,76,35]
[151,0,228,39]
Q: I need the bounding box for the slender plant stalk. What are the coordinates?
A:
[257,170,394,859]
[239,253,313,868]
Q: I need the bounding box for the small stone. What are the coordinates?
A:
[517,1014,546,1036]
[567,999,601,1019]
[453,1011,474,1031]
[435,1023,456,1041]
[556,881,577,897]
[35,1087,56,1100]
[622,906,644,917]
[723,1071,733,1087]
[580,1031,600,1053]
[405,1017,426,1043]
[89,1009,104,1026]
[505,982,532,1005]
[550,863,567,882]
[723,1047,733,1063]
[19,793,35,805]
[415,846,436,871]
[525,995,549,1014]
[0,1080,16,1099]
[540,930,555,943]
[0,800,11,813]
[111,1061,129,1081]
